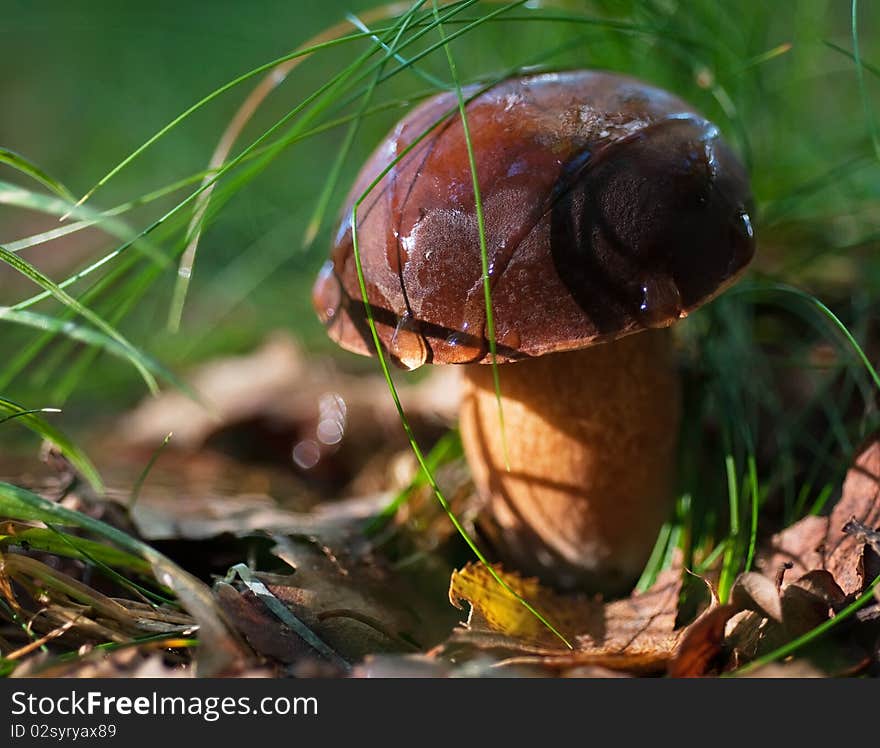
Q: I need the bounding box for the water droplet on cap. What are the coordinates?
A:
[443,323,486,363]
[739,211,754,240]
[312,261,342,325]
[391,312,428,370]
[638,275,682,329]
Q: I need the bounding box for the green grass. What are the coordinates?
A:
[1,0,879,672]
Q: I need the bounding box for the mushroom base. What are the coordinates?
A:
[459,329,681,595]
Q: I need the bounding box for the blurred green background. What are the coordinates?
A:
[0,0,877,422]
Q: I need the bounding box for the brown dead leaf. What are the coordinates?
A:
[725,609,784,663]
[251,535,456,662]
[843,517,880,557]
[441,556,685,674]
[780,570,846,638]
[731,572,783,623]
[130,487,389,546]
[724,568,851,669]
[719,439,880,671]
[759,437,880,596]
[214,581,322,668]
[667,604,738,677]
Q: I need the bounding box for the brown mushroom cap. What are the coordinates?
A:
[313,70,755,366]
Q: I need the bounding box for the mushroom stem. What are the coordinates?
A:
[459,328,681,595]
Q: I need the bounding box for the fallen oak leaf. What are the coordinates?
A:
[759,437,880,596]
[730,572,783,623]
[667,604,738,677]
[223,563,349,671]
[447,562,596,649]
[723,568,867,674]
[442,556,685,674]
[721,439,880,672]
[673,570,848,675]
[214,581,343,671]
[780,570,847,639]
[729,581,880,678]
[267,535,456,661]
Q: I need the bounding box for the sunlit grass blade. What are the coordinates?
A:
[0,180,167,266]
[167,0,478,330]
[0,245,159,393]
[303,7,425,248]
[0,405,60,425]
[365,429,463,535]
[635,521,674,593]
[129,432,173,510]
[744,454,760,572]
[0,482,245,675]
[0,307,181,396]
[717,454,741,603]
[43,524,176,606]
[434,0,511,471]
[0,396,102,493]
[0,526,150,575]
[735,42,792,73]
[64,15,422,215]
[346,10,450,90]
[0,248,159,393]
[0,147,76,202]
[3,167,217,254]
[733,282,880,394]
[824,40,880,78]
[695,538,728,575]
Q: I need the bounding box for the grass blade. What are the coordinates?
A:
[0,482,246,675]
[0,526,149,575]
[0,148,75,202]
[434,0,511,471]
[0,245,158,394]
[0,307,182,396]
[730,573,880,676]
[0,397,102,493]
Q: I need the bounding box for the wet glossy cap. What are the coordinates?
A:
[312,70,756,367]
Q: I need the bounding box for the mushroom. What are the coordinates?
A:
[312,70,756,594]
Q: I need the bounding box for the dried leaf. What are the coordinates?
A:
[759,515,827,583]
[780,570,846,638]
[731,572,783,622]
[725,609,785,662]
[724,569,849,666]
[443,557,684,674]
[667,604,738,677]
[759,438,880,595]
[266,535,456,661]
[215,581,331,668]
[131,487,388,546]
